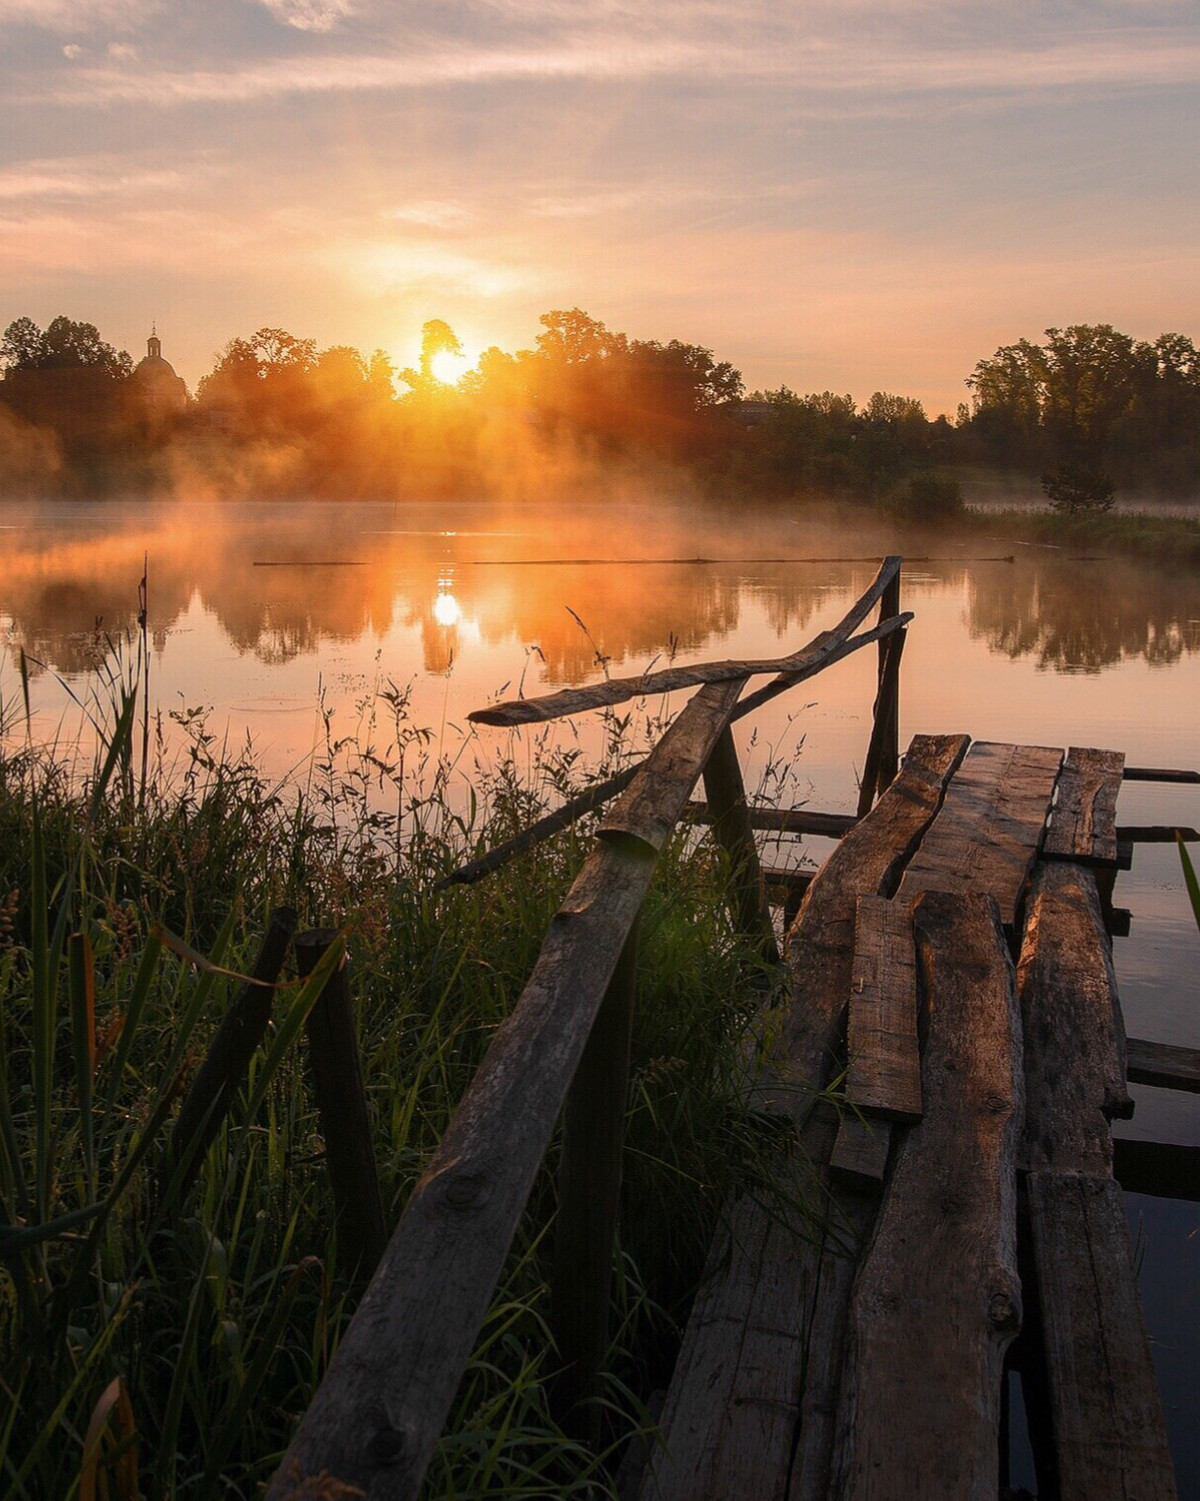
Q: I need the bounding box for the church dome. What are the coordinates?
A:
[132,327,188,414]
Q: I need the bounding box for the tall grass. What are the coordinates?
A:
[0,644,817,1497]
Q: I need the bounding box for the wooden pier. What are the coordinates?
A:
[265,558,1191,1500]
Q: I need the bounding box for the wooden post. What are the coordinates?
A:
[857,574,904,818]
[701,726,781,966]
[159,905,296,1207]
[295,929,387,1280]
[550,914,640,1442]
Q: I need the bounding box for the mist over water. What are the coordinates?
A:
[2,492,1198,1483]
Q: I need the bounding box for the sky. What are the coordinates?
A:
[1,0,1198,415]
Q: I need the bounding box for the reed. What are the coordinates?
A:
[0,646,817,1498]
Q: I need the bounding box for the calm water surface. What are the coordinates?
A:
[2,497,1198,1487]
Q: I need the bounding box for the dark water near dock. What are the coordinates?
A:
[2,496,1198,1489]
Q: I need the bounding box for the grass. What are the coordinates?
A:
[960,504,1200,568]
[0,644,819,1498]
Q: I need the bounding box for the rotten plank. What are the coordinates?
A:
[896,740,1063,929]
[470,556,902,726]
[831,891,1023,1501]
[642,735,969,1501]
[845,895,921,1123]
[1028,1173,1178,1500]
[1043,746,1124,865]
[266,678,745,1501]
[1018,862,1133,1178]
[1126,1036,1200,1093]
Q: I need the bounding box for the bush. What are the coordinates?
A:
[1040,461,1116,515]
[893,472,964,522]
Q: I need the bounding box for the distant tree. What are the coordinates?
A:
[1040,461,1116,515]
[400,319,464,393]
[535,309,624,366]
[1,315,131,378]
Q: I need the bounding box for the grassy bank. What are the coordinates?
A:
[960,504,1200,568]
[0,669,810,1498]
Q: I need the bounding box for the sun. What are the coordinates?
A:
[431,348,471,386]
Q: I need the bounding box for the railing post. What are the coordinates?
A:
[702,725,781,966]
[551,913,640,1442]
[856,626,907,819]
[295,928,387,1279]
[878,568,901,791]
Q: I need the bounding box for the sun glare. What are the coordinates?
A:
[433,591,461,627]
[431,349,471,385]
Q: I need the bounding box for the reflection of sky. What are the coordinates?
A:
[2,3,1199,412]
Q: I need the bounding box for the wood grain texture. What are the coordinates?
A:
[1126,1036,1200,1093]
[829,1115,890,1184]
[896,741,1062,928]
[1028,1172,1178,1501]
[267,680,743,1501]
[1043,747,1124,864]
[642,736,969,1501]
[1018,862,1133,1177]
[469,556,901,725]
[832,891,1024,1501]
[846,895,921,1123]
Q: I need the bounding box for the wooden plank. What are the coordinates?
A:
[469,556,902,725]
[1113,1138,1200,1202]
[896,741,1063,928]
[1028,1173,1178,1501]
[1115,824,1200,843]
[831,891,1023,1501]
[845,895,921,1123]
[643,735,969,1501]
[266,678,745,1501]
[1044,746,1124,864]
[829,1115,890,1184]
[1123,765,1200,783]
[1018,862,1133,1178]
[856,619,905,817]
[1126,1036,1200,1093]
[687,804,856,838]
[702,726,780,963]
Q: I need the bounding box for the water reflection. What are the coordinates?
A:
[2,501,1199,683]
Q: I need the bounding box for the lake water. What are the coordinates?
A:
[2,496,1198,1488]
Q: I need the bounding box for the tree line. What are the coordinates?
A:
[1,310,1197,508]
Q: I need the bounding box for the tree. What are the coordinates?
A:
[535,309,624,366]
[0,316,131,378]
[400,319,464,392]
[1040,461,1115,515]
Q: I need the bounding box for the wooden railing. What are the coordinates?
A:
[266,557,911,1500]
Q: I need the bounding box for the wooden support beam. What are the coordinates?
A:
[296,929,387,1281]
[1018,863,1133,1180]
[1126,1036,1200,1093]
[832,891,1023,1501]
[855,625,905,819]
[845,895,921,1123]
[1115,824,1200,843]
[829,1115,890,1185]
[267,677,748,1501]
[158,906,296,1207]
[702,726,780,965]
[551,914,640,1439]
[687,803,855,838]
[897,741,1063,930]
[1027,1173,1178,1500]
[1113,1138,1200,1202]
[1123,765,1200,783]
[1044,747,1124,865]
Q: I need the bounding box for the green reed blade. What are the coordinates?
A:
[68,932,97,1197]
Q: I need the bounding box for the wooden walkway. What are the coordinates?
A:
[643,737,1178,1501]
[263,559,1192,1500]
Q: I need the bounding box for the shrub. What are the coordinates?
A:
[893,472,964,522]
[1040,461,1116,515]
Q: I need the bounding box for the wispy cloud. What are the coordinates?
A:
[254,0,355,33]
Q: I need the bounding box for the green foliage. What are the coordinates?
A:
[1040,461,1116,515]
[0,658,813,1495]
[892,472,965,522]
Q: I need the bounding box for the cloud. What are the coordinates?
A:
[0,160,183,201]
[0,0,156,32]
[334,237,533,299]
[255,0,355,32]
[387,200,475,229]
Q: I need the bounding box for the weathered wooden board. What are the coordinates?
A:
[687,803,856,837]
[644,736,970,1501]
[1018,862,1132,1177]
[1113,1137,1200,1202]
[267,679,745,1501]
[845,895,921,1123]
[896,741,1062,928]
[829,1114,890,1184]
[760,732,971,1117]
[831,892,1023,1501]
[1043,746,1124,864]
[1126,1036,1200,1093]
[470,557,902,725]
[1028,1172,1178,1501]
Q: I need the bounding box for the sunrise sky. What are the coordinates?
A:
[2,0,1198,414]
